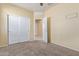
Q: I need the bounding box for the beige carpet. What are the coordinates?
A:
[0,40,79,56]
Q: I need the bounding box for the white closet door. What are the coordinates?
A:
[8,15,30,44]
[42,17,48,43]
[19,16,30,42]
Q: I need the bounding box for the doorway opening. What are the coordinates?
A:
[34,17,51,43]
[35,19,43,40]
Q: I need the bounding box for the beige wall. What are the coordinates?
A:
[34,12,43,19]
[0,4,34,47]
[45,4,79,51]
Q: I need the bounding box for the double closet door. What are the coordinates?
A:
[8,15,30,44]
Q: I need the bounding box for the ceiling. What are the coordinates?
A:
[12,3,58,12]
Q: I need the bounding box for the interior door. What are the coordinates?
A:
[42,17,48,43]
[8,15,30,44]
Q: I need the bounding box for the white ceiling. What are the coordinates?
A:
[12,3,58,12]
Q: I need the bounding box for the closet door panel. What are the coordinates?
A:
[8,15,30,44]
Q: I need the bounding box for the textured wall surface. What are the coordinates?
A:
[44,4,79,51]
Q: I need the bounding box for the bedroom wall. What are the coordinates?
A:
[44,3,79,51]
[0,4,34,47]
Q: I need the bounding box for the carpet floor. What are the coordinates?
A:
[0,40,79,56]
